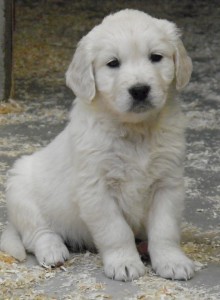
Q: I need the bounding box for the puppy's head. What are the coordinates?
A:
[66,9,192,121]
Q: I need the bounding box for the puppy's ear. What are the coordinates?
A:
[174,39,192,91]
[157,19,192,90]
[66,37,96,102]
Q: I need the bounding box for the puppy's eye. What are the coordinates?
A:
[150,54,163,63]
[107,58,120,68]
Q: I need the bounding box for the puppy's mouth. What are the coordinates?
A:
[129,99,154,113]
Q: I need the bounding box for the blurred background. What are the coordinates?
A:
[12,0,219,104]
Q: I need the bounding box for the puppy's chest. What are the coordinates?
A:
[103,137,152,220]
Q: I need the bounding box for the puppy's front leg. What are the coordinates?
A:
[79,195,145,281]
[148,181,195,280]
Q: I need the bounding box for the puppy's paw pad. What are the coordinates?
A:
[104,258,145,281]
[153,254,195,280]
[35,234,69,267]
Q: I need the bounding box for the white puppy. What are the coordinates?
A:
[0,9,195,281]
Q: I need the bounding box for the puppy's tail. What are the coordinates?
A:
[0,223,26,261]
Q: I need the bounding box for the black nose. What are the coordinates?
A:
[128,85,150,102]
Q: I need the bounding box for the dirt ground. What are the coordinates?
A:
[0,0,219,299]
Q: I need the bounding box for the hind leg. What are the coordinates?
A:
[6,188,69,266]
[15,220,69,266]
[18,216,70,266]
[13,220,70,266]
[0,223,26,261]
[0,223,69,266]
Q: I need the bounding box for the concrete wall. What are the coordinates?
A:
[0,0,13,102]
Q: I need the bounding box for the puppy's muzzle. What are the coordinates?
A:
[129,84,150,101]
[128,84,152,112]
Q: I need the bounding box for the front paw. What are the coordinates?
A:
[150,247,195,280]
[103,250,145,281]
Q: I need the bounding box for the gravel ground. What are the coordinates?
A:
[0,0,219,299]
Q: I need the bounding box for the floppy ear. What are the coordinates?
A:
[156,19,192,91]
[174,39,192,90]
[65,36,96,102]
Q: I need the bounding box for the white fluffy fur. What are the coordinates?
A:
[0,9,195,281]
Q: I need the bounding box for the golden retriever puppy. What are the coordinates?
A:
[1,9,194,281]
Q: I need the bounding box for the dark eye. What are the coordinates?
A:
[150,54,163,63]
[107,58,120,68]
